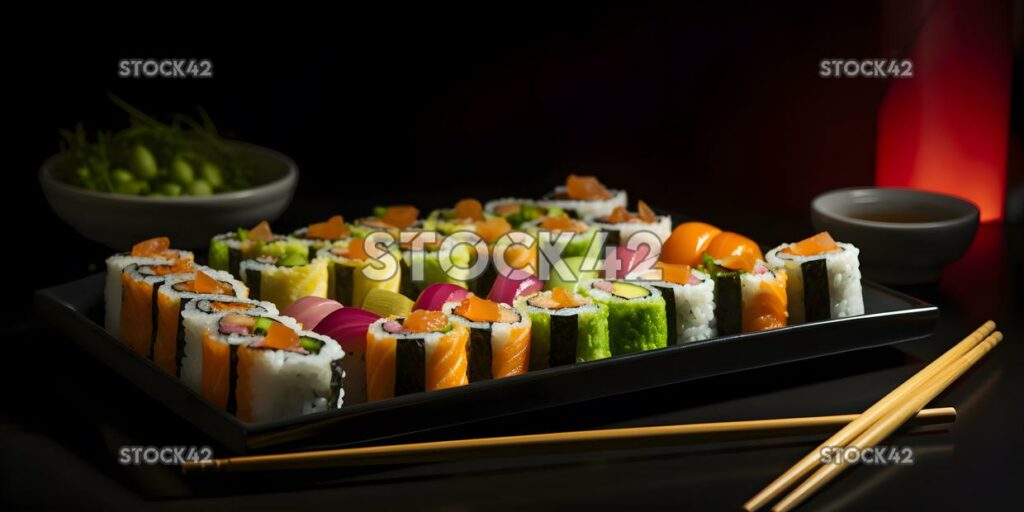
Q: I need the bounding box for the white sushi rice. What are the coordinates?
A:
[241,329,344,422]
[179,298,282,393]
[537,187,628,219]
[104,250,192,338]
[766,242,864,323]
[589,215,673,250]
[644,269,716,343]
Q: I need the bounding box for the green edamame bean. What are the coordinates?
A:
[112,168,134,185]
[199,162,224,188]
[131,145,158,180]
[170,158,195,185]
[160,182,183,197]
[188,179,213,196]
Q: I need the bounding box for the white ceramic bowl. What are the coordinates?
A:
[40,142,298,250]
[811,187,979,284]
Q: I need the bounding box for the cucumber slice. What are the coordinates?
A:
[299,336,324,354]
[253,317,274,335]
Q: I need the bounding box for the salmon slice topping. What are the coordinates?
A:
[256,322,305,353]
[194,271,220,293]
[603,206,630,223]
[657,262,694,285]
[660,222,722,267]
[705,232,763,272]
[493,202,521,216]
[210,301,254,312]
[454,199,484,221]
[381,206,419,229]
[454,295,501,323]
[475,218,512,244]
[403,310,449,333]
[248,221,274,242]
[530,287,587,310]
[781,231,839,256]
[566,175,612,200]
[131,237,170,257]
[637,201,656,223]
[308,215,349,240]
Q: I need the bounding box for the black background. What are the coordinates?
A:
[9,2,935,323]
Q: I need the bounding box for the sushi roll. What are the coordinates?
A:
[318,238,402,308]
[119,260,195,357]
[196,312,344,422]
[766,232,864,323]
[400,236,475,296]
[209,221,308,277]
[537,175,627,219]
[352,205,420,237]
[179,297,280,392]
[442,295,532,381]
[152,269,248,376]
[291,215,351,251]
[639,262,717,343]
[485,198,569,228]
[240,254,329,311]
[423,198,490,236]
[524,215,601,260]
[698,231,788,334]
[105,237,194,337]
[578,279,668,355]
[516,288,611,369]
[365,310,471,402]
[590,200,672,251]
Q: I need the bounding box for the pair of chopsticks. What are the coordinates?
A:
[744,320,1002,511]
[182,407,956,473]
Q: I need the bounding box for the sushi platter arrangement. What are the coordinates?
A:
[35,175,939,453]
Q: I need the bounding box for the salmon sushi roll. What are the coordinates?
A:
[179,297,279,393]
[766,232,864,324]
[240,255,329,311]
[589,200,672,252]
[198,313,344,421]
[119,260,195,357]
[537,175,627,219]
[484,198,566,228]
[153,269,248,376]
[365,310,470,402]
[105,237,193,338]
[443,295,531,381]
[516,288,611,369]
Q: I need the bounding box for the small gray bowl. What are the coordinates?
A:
[811,187,979,285]
[40,142,298,250]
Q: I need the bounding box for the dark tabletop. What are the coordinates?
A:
[2,222,1021,511]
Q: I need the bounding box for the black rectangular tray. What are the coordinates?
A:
[35,272,938,454]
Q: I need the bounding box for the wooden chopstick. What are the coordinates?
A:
[770,330,1002,511]
[182,407,956,474]
[743,320,997,511]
